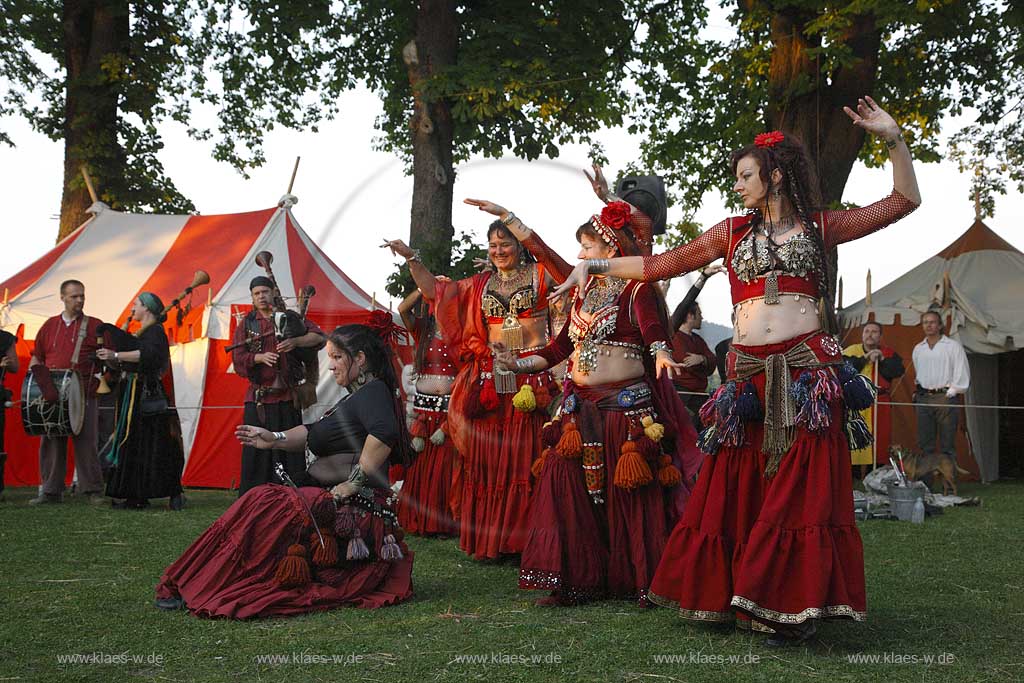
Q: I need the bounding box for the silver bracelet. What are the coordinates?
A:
[273,431,287,441]
[649,341,669,358]
[515,357,534,373]
[501,212,518,226]
[588,258,610,274]
[405,248,422,263]
[885,131,904,149]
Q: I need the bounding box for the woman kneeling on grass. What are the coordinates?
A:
[549,97,920,644]
[154,321,413,618]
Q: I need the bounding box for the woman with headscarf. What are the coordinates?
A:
[153,322,414,618]
[97,292,184,510]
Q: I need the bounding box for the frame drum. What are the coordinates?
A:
[21,369,85,437]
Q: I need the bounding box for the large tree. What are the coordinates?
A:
[632,0,1020,229]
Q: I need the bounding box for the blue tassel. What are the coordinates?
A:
[790,371,812,408]
[734,381,763,421]
[838,362,858,384]
[714,381,737,419]
[697,425,721,455]
[845,412,873,450]
[842,373,877,411]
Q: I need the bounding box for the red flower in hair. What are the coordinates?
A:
[600,201,632,229]
[754,131,785,148]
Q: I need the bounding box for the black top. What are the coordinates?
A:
[0,330,15,355]
[306,379,399,458]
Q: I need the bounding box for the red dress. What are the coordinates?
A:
[398,318,460,536]
[432,266,557,560]
[641,190,918,626]
[520,278,704,602]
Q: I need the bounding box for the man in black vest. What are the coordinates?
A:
[231,276,324,495]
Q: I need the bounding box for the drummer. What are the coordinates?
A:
[27,280,106,505]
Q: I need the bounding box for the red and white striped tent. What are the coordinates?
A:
[0,196,400,489]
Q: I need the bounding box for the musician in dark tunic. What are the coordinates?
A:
[0,329,18,502]
[154,323,413,618]
[96,293,185,510]
[232,276,325,495]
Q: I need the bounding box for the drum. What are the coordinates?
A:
[21,369,85,437]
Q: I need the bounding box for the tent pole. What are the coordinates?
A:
[287,157,301,195]
[80,166,99,203]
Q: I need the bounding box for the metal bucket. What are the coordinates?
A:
[887,484,925,521]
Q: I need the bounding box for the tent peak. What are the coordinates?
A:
[87,201,110,215]
[935,219,1020,260]
[278,193,298,208]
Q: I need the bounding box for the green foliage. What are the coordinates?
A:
[631,0,1020,231]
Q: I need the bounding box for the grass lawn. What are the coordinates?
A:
[2,480,1021,682]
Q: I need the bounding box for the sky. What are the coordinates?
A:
[1,14,1021,333]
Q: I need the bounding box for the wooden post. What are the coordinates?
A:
[80,166,99,203]
[2,288,8,306]
[865,269,872,307]
[837,276,844,310]
[287,157,301,194]
[371,292,377,310]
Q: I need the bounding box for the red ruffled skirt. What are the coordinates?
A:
[458,371,551,560]
[155,485,413,619]
[398,405,460,536]
[648,334,866,626]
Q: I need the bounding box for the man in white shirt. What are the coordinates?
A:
[911,310,970,462]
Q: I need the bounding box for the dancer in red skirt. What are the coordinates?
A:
[396,290,460,536]
[468,190,704,606]
[154,323,413,618]
[551,97,921,643]
[383,226,559,560]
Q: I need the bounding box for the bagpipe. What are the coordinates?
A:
[225,250,319,410]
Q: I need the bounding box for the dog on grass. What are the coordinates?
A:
[898,450,970,496]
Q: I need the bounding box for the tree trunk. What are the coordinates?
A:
[765,9,882,309]
[404,1,458,278]
[57,0,129,242]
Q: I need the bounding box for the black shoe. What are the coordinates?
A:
[764,620,817,647]
[155,597,186,611]
[169,494,184,511]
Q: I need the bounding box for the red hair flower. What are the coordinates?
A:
[600,201,632,229]
[754,131,785,148]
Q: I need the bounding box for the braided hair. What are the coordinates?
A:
[328,324,411,466]
[729,135,838,334]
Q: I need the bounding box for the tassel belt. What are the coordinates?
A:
[413,392,450,413]
[566,380,653,415]
[698,332,876,478]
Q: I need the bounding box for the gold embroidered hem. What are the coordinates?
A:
[730,595,866,623]
[647,591,733,622]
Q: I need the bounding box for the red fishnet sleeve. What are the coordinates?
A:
[823,189,919,247]
[521,231,572,283]
[641,218,731,282]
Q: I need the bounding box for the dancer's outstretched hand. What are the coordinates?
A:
[236,425,275,449]
[843,96,901,141]
[655,352,684,379]
[382,238,415,260]
[584,163,610,202]
[491,342,517,372]
[464,198,508,217]
[548,261,588,301]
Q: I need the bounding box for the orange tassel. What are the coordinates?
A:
[531,447,552,478]
[557,421,583,458]
[408,414,430,438]
[312,534,338,568]
[657,454,683,487]
[480,379,499,410]
[614,440,653,490]
[274,544,311,588]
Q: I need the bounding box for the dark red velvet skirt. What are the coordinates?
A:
[520,380,673,602]
[398,407,459,537]
[648,335,867,626]
[458,372,549,560]
[155,485,413,619]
